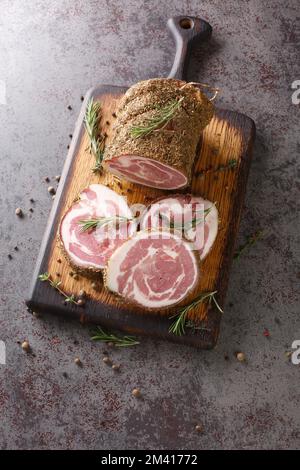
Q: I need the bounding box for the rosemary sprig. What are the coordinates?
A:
[159,207,212,230]
[84,98,105,172]
[234,230,263,260]
[185,320,211,333]
[91,327,140,347]
[131,97,184,139]
[196,159,237,178]
[169,291,223,336]
[78,215,132,232]
[38,272,79,305]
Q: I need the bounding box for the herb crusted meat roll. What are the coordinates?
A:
[104,79,214,190]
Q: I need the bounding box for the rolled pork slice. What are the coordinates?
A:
[59,184,136,274]
[140,194,218,260]
[104,78,214,190]
[105,230,199,309]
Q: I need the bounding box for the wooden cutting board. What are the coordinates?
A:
[26,16,255,348]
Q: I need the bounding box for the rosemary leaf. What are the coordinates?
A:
[169,291,223,336]
[50,280,62,289]
[38,272,50,281]
[65,295,77,304]
[131,97,184,139]
[91,327,140,347]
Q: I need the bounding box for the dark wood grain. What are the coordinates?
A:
[26,17,255,349]
[167,16,212,80]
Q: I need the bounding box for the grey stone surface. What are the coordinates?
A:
[0,0,299,450]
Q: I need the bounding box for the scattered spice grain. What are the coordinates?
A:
[103,356,111,365]
[132,388,141,398]
[48,186,56,195]
[21,341,30,352]
[15,207,23,217]
[236,352,246,362]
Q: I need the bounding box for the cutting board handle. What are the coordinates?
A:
[167,16,212,80]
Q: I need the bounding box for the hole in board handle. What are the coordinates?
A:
[179,18,194,29]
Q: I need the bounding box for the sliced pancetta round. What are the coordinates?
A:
[104,78,214,190]
[105,230,199,309]
[59,184,136,273]
[139,194,218,260]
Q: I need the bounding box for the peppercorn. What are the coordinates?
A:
[15,207,23,217]
[78,289,86,298]
[74,357,82,366]
[57,258,62,264]
[30,198,35,203]
[55,175,61,182]
[112,364,120,371]
[69,134,73,139]
[103,356,111,365]
[8,254,12,260]
[91,282,97,290]
[106,120,110,125]
[21,341,30,352]
[107,342,114,348]
[81,96,84,101]
[236,352,246,362]
[67,105,72,110]
[48,186,56,195]
[77,298,85,307]
[29,208,34,213]
[195,424,203,432]
[43,176,50,182]
[73,273,79,280]
[14,246,18,251]
[132,388,141,398]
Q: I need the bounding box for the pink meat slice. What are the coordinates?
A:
[104,155,187,190]
[106,231,199,309]
[60,184,136,271]
[140,194,218,260]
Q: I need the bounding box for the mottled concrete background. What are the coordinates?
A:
[0,0,299,450]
